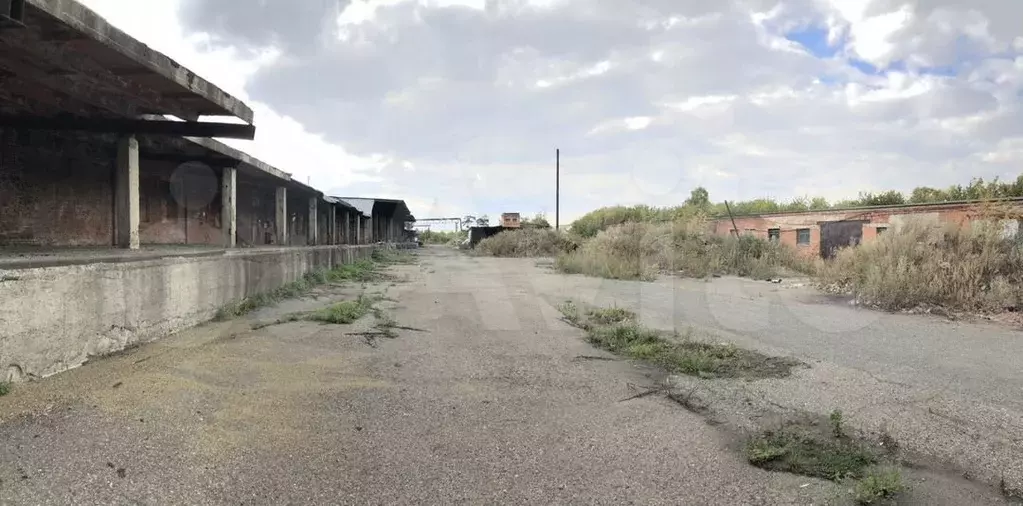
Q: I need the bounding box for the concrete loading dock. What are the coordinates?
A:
[0,0,414,381]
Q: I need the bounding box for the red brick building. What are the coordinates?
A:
[711,199,1023,259]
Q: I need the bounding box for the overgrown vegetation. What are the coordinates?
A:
[745,416,909,504]
[371,248,417,265]
[474,228,580,257]
[303,297,374,324]
[818,216,1023,312]
[854,467,906,505]
[477,174,1023,313]
[555,221,808,281]
[559,301,801,379]
[215,257,392,320]
[419,230,466,245]
[569,174,1023,239]
[745,423,879,481]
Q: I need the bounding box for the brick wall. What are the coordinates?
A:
[712,202,1023,258]
[138,160,223,246]
[237,178,276,246]
[318,202,330,245]
[0,128,115,247]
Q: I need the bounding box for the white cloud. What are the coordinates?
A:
[78,0,1023,227]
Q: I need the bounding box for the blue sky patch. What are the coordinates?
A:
[849,58,881,75]
[784,25,839,58]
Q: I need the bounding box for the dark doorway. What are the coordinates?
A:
[819,220,866,259]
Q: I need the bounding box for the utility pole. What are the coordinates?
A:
[555,148,560,230]
[724,200,740,237]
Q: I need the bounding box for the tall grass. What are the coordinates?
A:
[419,230,466,245]
[474,229,579,257]
[555,220,806,281]
[818,217,1023,311]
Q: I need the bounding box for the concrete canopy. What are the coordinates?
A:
[0,0,253,123]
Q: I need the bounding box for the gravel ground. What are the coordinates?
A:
[0,247,1017,504]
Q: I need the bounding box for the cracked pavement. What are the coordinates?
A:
[0,247,1018,504]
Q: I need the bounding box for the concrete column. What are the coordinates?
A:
[115,135,140,250]
[347,213,356,245]
[329,205,337,245]
[365,217,373,244]
[221,167,237,248]
[275,187,288,245]
[356,216,362,244]
[308,197,318,245]
[340,210,347,244]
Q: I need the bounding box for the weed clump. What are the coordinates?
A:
[745,424,878,481]
[587,307,636,325]
[854,467,905,505]
[215,259,385,320]
[305,297,373,324]
[0,381,10,397]
[559,301,800,380]
[830,409,845,439]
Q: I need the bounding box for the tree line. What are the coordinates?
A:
[569,174,1023,238]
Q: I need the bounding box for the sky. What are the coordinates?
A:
[79,0,1023,227]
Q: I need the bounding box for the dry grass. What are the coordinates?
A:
[555,220,807,281]
[474,228,579,257]
[817,217,1023,311]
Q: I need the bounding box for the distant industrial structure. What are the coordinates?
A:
[501,212,521,228]
[712,198,1023,259]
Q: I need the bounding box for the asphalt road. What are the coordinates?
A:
[0,247,1018,504]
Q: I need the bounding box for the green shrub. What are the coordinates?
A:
[475,229,579,257]
[419,230,466,244]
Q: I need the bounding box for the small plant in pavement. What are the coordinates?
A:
[587,306,636,325]
[304,297,373,324]
[853,467,905,505]
[830,409,845,439]
[0,381,11,397]
[214,260,387,320]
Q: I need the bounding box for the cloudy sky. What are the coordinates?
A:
[80,0,1023,226]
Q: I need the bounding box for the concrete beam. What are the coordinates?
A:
[275,187,288,245]
[114,136,139,249]
[221,167,237,248]
[18,0,254,122]
[0,115,256,139]
[308,197,318,246]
